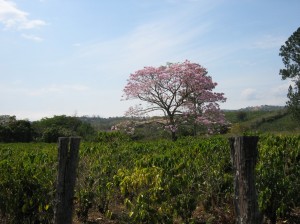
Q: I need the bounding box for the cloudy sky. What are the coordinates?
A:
[1,0,299,120]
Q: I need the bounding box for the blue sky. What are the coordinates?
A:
[1,0,299,120]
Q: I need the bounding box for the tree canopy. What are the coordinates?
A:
[279,27,300,122]
[32,115,96,142]
[123,60,227,140]
[0,115,33,142]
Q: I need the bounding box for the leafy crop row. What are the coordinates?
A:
[0,143,57,223]
[0,134,299,223]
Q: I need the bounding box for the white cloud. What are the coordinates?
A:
[241,88,259,100]
[21,33,43,42]
[72,12,213,79]
[237,83,289,107]
[19,19,45,29]
[28,84,90,96]
[271,83,289,98]
[0,83,89,96]
[0,0,46,30]
[252,35,285,49]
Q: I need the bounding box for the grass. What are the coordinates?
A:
[224,109,300,134]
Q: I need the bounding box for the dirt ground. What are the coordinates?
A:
[1,205,299,223]
[72,206,300,224]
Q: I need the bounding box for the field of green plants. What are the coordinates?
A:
[0,134,299,224]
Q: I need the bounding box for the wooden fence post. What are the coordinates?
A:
[54,137,81,224]
[229,136,261,224]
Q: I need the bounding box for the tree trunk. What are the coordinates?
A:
[168,115,177,141]
[171,131,177,141]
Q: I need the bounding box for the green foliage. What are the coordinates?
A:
[116,167,172,223]
[256,134,300,223]
[236,111,247,121]
[41,127,72,143]
[0,116,33,142]
[78,107,299,139]
[71,137,234,223]
[32,115,96,142]
[279,27,300,80]
[286,83,300,123]
[96,131,130,143]
[79,116,129,131]
[226,109,300,134]
[0,115,97,143]
[0,135,299,223]
[0,143,56,223]
[279,27,300,123]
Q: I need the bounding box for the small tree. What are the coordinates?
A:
[279,27,300,123]
[123,60,227,140]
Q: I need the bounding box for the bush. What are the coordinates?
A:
[0,144,56,223]
[257,134,300,223]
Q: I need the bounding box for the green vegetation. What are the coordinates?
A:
[1,106,298,143]
[82,106,299,138]
[79,116,128,131]
[257,135,300,224]
[32,115,96,142]
[0,107,299,222]
[0,116,34,142]
[0,143,57,223]
[0,134,299,223]
[0,115,96,143]
[225,107,300,134]
[279,27,300,123]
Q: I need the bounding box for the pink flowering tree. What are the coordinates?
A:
[123,60,227,140]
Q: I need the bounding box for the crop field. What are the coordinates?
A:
[0,134,299,224]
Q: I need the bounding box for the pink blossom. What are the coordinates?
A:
[164,125,178,133]
[123,60,228,138]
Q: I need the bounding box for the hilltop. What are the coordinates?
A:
[237,105,284,112]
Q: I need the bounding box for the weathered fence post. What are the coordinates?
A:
[229,136,261,224]
[54,137,81,224]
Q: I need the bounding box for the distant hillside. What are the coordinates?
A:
[78,116,128,131]
[224,106,299,134]
[223,105,285,112]
[79,105,299,135]
[238,105,285,112]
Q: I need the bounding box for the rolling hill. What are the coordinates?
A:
[79,105,300,136]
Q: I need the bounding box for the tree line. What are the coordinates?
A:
[0,115,95,143]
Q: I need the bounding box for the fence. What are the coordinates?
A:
[54,137,81,224]
[229,136,261,224]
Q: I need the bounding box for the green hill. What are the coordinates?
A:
[225,106,300,134]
